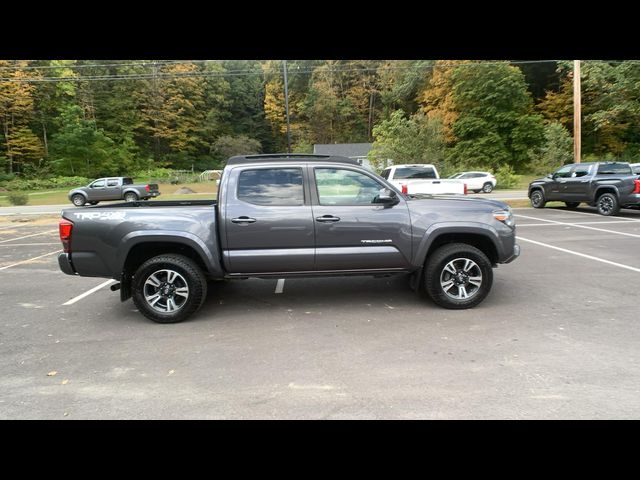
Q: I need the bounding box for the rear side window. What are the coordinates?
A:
[107,179,119,187]
[572,165,592,178]
[393,166,437,179]
[237,168,304,206]
[597,163,632,175]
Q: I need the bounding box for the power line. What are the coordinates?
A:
[0,60,566,83]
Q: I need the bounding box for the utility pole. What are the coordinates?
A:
[574,60,581,163]
[283,60,292,153]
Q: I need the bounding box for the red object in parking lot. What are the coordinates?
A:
[401,184,408,194]
[145,184,150,192]
[464,183,468,195]
[634,179,640,194]
[59,219,73,253]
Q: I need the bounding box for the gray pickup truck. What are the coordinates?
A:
[58,154,520,323]
[68,177,160,206]
[528,162,640,215]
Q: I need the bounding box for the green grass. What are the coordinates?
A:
[0,182,219,207]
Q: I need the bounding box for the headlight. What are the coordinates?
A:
[493,208,515,228]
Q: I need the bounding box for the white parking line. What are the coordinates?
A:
[517,220,637,227]
[516,236,640,274]
[62,279,117,306]
[544,208,640,223]
[275,278,285,294]
[0,249,61,271]
[516,213,640,239]
[0,230,57,244]
[0,242,60,247]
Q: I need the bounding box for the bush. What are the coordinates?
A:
[7,192,29,205]
[495,164,519,189]
[3,176,91,191]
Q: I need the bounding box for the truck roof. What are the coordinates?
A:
[226,154,360,166]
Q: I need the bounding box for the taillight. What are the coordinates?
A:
[145,184,150,192]
[464,183,468,195]
[634,179,640,194]
[401,184,408,195]
[59,219,73,253]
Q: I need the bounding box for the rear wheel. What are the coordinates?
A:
[424,243,493,309]
[482,182,494,193]
[132,254,208,323]
[596,193,620,216]
[124,192,138,202]
[530,190,546,208]
[565,202,580,209]
[71,194,86,207]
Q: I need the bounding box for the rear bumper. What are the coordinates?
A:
[621,193,640,206]
[58,253,77,275]
[502,243,520,264]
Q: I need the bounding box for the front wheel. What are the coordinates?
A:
[424,243,493,309]
[482,182,494,193]
[596,193,620,216]
[71,194,86,207]
[132,254,208,323]
[530,190,546,208]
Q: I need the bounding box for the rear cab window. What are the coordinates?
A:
[237,168,304,206]
[122,178,133,185]
[393,166,437,179]
[596,163,632,175]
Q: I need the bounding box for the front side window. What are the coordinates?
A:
[393,166,437,179]
[554,165,573,179]
[237,168,304,206]
[90,180,105,188]
[315,168,386,206]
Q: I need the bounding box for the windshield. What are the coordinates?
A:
[448,173,462,179]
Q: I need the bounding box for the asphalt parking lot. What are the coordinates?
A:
[1,205,639,419]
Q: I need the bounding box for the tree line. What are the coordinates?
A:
[1,59,639,182]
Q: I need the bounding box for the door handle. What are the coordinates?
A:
[231,216,256,224]
[316,215,340,223]
[432,181,441,184]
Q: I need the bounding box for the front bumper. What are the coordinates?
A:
[58,253,76,275]
[502,243,520,264]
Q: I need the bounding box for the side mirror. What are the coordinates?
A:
[547,173,554,179]
[376,188,400,206]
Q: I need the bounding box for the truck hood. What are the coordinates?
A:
[406,194,509,212]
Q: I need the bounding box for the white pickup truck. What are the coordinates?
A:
[380,164,467,195]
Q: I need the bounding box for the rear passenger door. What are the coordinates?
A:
[221,166,315,274]
[564,164,593,201]
[311,166,412,271]
[105,178,122,200]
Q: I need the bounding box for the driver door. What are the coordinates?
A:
[546,165,573,200]
[311,166,412,271]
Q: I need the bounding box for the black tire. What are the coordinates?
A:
[565,202,580,209]
[424,243,493,310]
[71,194,86,207]
[530,189,546,208]
[473,189,481,193]
[132,254,208,324]
[89,201,99,205]
[482,182,494,193]
[124,192,138,202]
[596,192,620,216]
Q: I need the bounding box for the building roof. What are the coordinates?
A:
[313,143,373,158]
